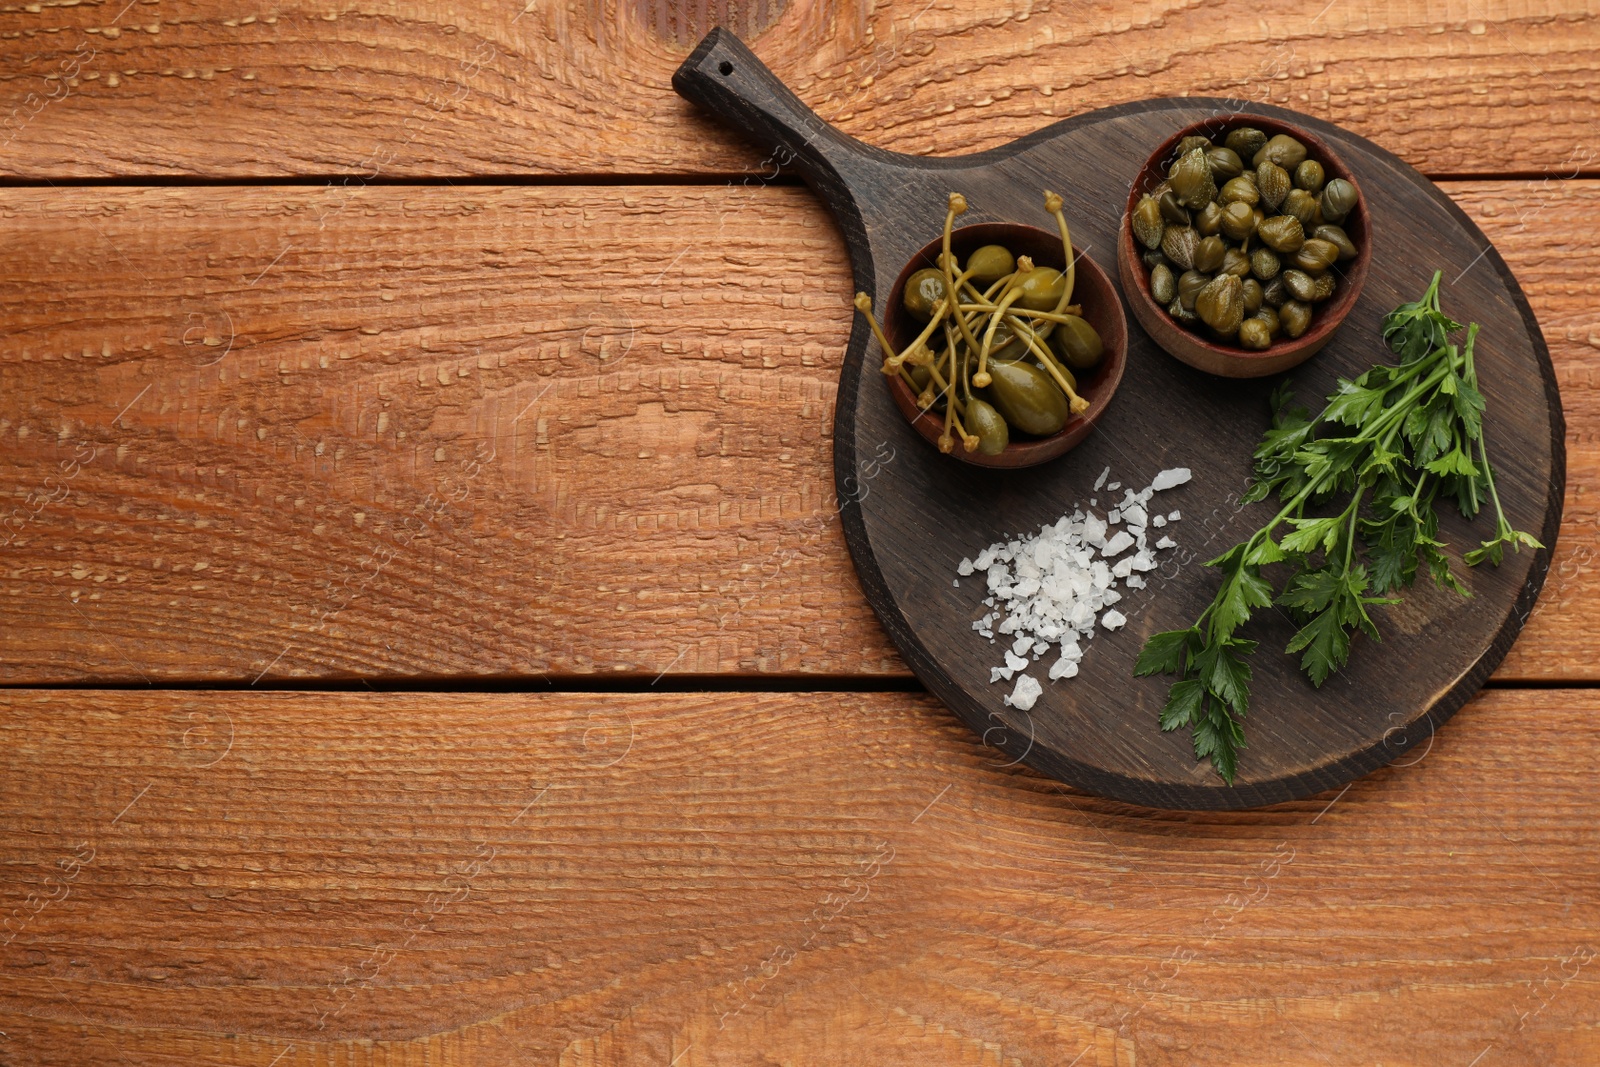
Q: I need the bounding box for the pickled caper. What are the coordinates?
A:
[1150,262,1177,305]
[1293,238,1340,273]
[1257,215,1305,254]
[1218,175,1260,207]
[1240,277,1264,315]
[1220,201,1256,242]
[1253,133,1307,169]
[1168,297,1199,324]
[1256,161,1291,212]
[983,359,1069,436]
[1249,246,1281,281]
[1282,188,1320,228]
[1177,269,1211,311]
[1132,195,1164,250]
[1193,235,1227,273]
[1238,318,1272,350]
[1282,268,1318,303]
[1205,146,1244,182]
[1225,127,1268,162]
[1262,276,1290,308]
[1194,201,1225,238]
[1158,189,1190,225]
[1171,147,1217,209]
[1320,178,1358,223]
[1254,305,1280,336]
[1221,246,1252,278]
[1280,300,1313,338]
[1161,225,1199,271]
[1176,134,1211,156]
[1312,272,1337,302]
[1195,274,1245,336]
[1141,249,1170,270]
[1294,159,1325,195]
[1312,224,1358,261]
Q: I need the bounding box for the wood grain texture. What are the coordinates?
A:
[0,180,1595,684]
[0,0,1597,178]
[0,687,1597,1065]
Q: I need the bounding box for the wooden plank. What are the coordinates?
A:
[0,687,1596,1065]
[0,0,1596,178]
[0,181,1594,683]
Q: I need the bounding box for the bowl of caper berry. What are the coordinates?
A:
[854,192,1127,469]
[1117,115,1370,378]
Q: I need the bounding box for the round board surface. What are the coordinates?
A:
[675,30,1564,809]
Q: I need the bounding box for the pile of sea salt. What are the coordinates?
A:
[955,466,1191,712]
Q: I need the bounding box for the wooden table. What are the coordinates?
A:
[1,3,1597,1063]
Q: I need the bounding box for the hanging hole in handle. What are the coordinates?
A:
[718,60,734,76]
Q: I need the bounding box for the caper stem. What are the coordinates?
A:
[854,293,900,376]
[958,303,1084,321]
[975,285,1025,388]
[1044,190,1077,312]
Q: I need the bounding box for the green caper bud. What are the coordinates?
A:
[1255,162,1291,212]
[1282,269,1318,303]
[1312,272,1337,302]
[1176,134,1211,156]
[1255,305,1280,336]
[1294,160,1326,195]
[1280,300,1313,338]
[1320,178,1359,223]
[1257,215,1305,254]
[1220,201,1256,242]
[1312,224,1358,261]
[1221,246,1252,278]
[1193,235,1227,273]
[1014,266,1067,312]
[1051,314,1104,371]
[1205,146,1244,182]
[964,397,1009,456]
[902,268,949,321]
[1218,175,1260,207]
[1167,297,1198,324]
[1224,127,1267,162]
[1195,273,1245,336]
[1250,246,1281,281]
[1193,201,1225,237]
[1132,195,1164,250]
[1150,262,1177,305]
[1293,238,1340,273]
[966,244,1016,284]
[1282,188,1320,228]
[1262,277,1290,308]
[1177,269,1211,311]
[908,363,933,393]
[1158,189,1190,225]
[1240,278,1265,315]
[1161,225,1199,270]
[1253,133,1307,169]
[1142,249,1170,270]
[1171,147,1217,209]
[1238,318,1273,350]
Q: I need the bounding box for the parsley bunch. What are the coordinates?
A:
[1137,272,1542,782]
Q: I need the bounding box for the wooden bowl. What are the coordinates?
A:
[1117,114,1371,378]
[884,222,1127,468]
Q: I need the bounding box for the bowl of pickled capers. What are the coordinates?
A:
[1117,115,1371,377]
[854,192,1127,468]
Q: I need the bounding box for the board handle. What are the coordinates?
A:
[672,28,898,202]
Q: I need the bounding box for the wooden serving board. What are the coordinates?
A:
[674,30,1564,809]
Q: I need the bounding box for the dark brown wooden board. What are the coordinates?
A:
[674,30,1564,810]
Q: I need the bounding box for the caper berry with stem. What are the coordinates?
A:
[966,244,1016,284]
[903,267,950,321]
[1050,314,1104,371]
